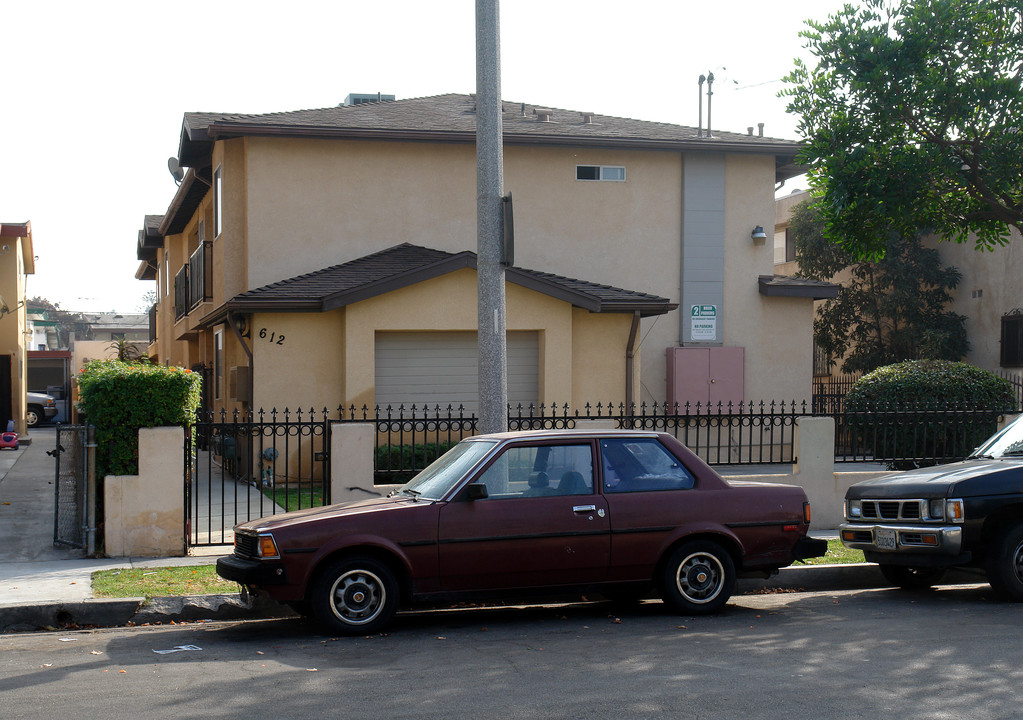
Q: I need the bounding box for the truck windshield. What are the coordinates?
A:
[972,416,1023,458]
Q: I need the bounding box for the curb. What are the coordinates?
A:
[0,564,987,633]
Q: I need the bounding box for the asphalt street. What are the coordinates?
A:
[0,582,1017,720]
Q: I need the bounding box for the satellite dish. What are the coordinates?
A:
[167,157,184,184]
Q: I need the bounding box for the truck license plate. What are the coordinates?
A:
[875,527,897,550]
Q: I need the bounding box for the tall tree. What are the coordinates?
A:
[790,201,970,373]
[785,0,1023,257]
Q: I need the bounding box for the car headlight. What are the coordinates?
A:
[929,499,944,520]
[846,500,861,519]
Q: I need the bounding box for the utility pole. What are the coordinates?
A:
[475,0,508,435]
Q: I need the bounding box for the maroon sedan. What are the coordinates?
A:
[218,430,825,634]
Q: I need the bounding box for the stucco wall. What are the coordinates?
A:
[928,229,1023,372]
[104,426,185,557]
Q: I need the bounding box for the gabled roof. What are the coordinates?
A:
[178,93,803,178]
[200,243,676,326]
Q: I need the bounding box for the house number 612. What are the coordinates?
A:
[258,328,286,345]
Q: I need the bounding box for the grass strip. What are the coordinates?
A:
[91,565,238,599]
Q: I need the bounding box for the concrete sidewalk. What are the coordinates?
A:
[0,428,982,633]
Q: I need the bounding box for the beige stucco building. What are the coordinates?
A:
[0,222,35,434]
[137,94,833,416]
[774,189,1023,380]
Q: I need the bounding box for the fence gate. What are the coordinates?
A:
[187,412,332,547]
[52,424,90,549]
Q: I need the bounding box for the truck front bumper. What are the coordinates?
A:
[840,522,968,566]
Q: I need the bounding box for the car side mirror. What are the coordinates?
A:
[466,483,489,500]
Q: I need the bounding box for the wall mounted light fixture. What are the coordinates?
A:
[751,226,767,244]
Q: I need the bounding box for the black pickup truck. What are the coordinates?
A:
[840,414,1023,597]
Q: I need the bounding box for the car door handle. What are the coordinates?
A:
[572,505,596,513]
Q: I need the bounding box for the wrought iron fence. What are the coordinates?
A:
[335,400,805,482]
[812,374,861,414]
[187,409,330,546]
[830,403,1010,467]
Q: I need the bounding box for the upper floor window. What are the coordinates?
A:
[213,165,223,237]
[576,165,626,182]
[1002,311,1023,367]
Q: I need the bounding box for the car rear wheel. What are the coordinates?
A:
[986,523,1023,601]
[879,564,946,590]
[310,555,399,635]
[659,540,735,615]
[26,406,42,428]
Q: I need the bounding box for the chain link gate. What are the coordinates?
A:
[51,424,92,549]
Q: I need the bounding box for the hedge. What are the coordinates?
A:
[77,360,202,479]
[844,360,1017,469]
[374,441,458,484]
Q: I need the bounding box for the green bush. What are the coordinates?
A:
[844,360,1017,469]
[374,441,458,484]
[77,360,202,479]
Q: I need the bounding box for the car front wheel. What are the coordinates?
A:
[310,555,399,635]
[659,540,735,615]
[879,564,946,590]
[26,406,42,428]
[986,523,1023,601]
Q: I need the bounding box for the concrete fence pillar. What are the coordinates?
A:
[330,423,387,503]
[104,426,185,558]
[793,416,842,528]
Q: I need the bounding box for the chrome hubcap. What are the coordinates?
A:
[330,569,385,625]
[676,552,724,604]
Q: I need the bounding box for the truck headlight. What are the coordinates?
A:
[846,500,861,519]
[947,499,965,524]
[929,498,944,520]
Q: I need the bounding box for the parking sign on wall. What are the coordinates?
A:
[690,305,717,341]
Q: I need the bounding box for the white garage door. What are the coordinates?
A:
[375,331,538,412]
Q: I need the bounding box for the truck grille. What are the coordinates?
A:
[235,531,259,558]
[861,499,923,521]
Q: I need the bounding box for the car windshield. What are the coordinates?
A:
[971,416,1023,458]
[397,440,498,500]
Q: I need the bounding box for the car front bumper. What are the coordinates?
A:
[216,554,290,587]
[840,522,967,565]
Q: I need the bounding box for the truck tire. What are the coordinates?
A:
[879,564,945,590]
[986,523,1023,601]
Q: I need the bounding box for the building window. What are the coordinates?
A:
[1002,311,1023,367]
[214,329,224,400]
[576,165,626,182]
[213,165,223,238]
[198,218,206,244]
[163,254,170,297]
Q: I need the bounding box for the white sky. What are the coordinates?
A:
[1,0,848,313]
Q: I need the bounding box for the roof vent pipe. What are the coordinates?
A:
[581,112,595,124]
[706,72,714,138]
[758,122,765,137]
[697,75,705,138]
[747,127,754,136]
